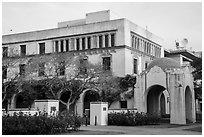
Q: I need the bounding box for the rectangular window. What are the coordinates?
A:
[87,37,91,49]
[102,57,111,71]
[55,41,59,53]
[19,64,25,76]
[145,62,148,69]
[38,63,45,76]
[20,45,26,56]
[99,35,103,48]
[79,58,88,74]
[82,37,85,50]
[133,58,138,74]
[131,36,134,48]
[120,101,127,109]
[76,38,80,51]
[39,43,45,54]
[59,61,65,76]
[66,39,69,52]
[3,47,8,58]
[2,66,7,79]
[105,34,109,48]
[111,34,115,47]
[60,40,64,52]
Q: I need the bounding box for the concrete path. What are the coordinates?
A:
[74,123,202,135]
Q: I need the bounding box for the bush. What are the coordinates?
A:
[108,111,160,126]
[2,111,81,135]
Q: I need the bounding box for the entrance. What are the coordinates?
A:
[185,86,193,123]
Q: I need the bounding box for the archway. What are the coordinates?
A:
[83,90,100,116]
[160,93,166,117]
[185,86,193,123]
[146,85,166,117]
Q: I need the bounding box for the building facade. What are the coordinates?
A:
[2,10,197,124]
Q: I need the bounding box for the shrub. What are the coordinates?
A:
[2,111,81,135]
[108,111,160,126]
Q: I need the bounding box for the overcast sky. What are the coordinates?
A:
[2,2,202,51]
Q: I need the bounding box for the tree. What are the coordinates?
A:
[191,56,202,99]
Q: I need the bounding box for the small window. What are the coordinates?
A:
[103,107,107,111]
[38,63,45,76]
[105,34,109,48]
[102,57,111,71]
[120,101,127,109]
[145,62,148,69]
[19,64,26,76]
[55,41,59,53]
[2,66,7,79]
[20,45,26,56]
[87,37,91,49]
[79,58,88,74]
[59,61,65,76]
[133,58,138,74]
[60,40,64,52]
[111,34,115,47]
[82,37,85,50]
[39,43,45,54]
[3,47,8,58]
[99,35,103,48]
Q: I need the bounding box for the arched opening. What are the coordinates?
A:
[185,86,193,123]
[160,93,166,116]
[83,90,100,115]
[146,85,166,117]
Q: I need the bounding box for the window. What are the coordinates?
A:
[66,40,69,52]
[145,62,148,69]
[82,37,85,50]
[99,35,103,48]
[55,41,59,52]
[111,34,115,47]
[39,43,45,54]
[79,58,88,74]
[3,47,8,58]
[19,64,25,76]
[133,58,138,74]
[76,38,80,51]
[59,61,65,76]
[120,101,127,109]
[60,40,64,52]
[20,45,26,56]
[2,66,7,79]
[102,57,111,71]
[105,34,109,48]
[87,37,91,49]
[38,63,45,76]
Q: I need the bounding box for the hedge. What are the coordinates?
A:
[108,111,160,126]
[2,111,81,135]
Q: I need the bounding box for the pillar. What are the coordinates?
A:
[108,34,111,47]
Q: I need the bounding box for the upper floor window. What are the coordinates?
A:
[120,101,127,109]
[3,47,8,58]
[2,66,7,79]
[39,43,45,55]
[87,37,91,49]
[19,64,26,77]
[111,34,115,47]
[60,40,64,52]
[133,58,138,74]
[102,57,111,71]
[105,34,109,48]
[145,62,148,69]
[58,61,65,76]
[76,38,80,51]
[79,58,88,74]
[66,40,69,52]
[38,63,45,76]
[82,37,85,50]
[99,35,103,48]
[55,41,59,53]
[20,45,26,56]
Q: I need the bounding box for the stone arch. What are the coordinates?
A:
[145,84,167,117]
[185,85,193,123]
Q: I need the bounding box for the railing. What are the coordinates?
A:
[3,108,39,116]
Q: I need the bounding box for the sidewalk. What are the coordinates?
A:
[67,123,202,135]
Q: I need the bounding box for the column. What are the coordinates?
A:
[108,34,111,47]
[85,37,88,49]
[90,36,93,49]
[53,40,55,53]
[79,38,82,50]
[96,35,99,48]
[74,38,77,50]
[102,35,105,48]
[63,40,66,52]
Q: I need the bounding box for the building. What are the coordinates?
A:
[2,10,197,124]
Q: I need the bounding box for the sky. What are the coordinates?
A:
[2,2,202,51]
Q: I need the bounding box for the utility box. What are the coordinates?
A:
[34,100,59,116]
[90,102,108,126]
